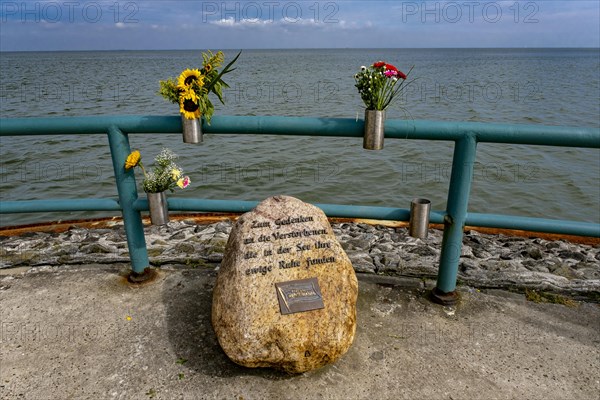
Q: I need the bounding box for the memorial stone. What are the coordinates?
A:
[211,195,358,373]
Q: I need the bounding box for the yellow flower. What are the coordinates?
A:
[181,87,198,103]
[125,150,141,170]
[179,91,201,120]
[177,69,203,89]
[171,168,181,180]
[212,51,224,68]
[177,176,190,189]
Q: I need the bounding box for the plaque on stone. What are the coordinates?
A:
[211,195,358,374]
[275,277,325,315]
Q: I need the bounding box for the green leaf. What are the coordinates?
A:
[176,357,188,365]
[213,83,225,105]
[204,50,242,93]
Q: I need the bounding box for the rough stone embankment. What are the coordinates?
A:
[1,219,598,297]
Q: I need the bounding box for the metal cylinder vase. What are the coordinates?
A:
[363,109,386,150]
[147,191,169,225]
[181,115,203,144]
[409,198,431,239]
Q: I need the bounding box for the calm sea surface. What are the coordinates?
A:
[0,48,599,226]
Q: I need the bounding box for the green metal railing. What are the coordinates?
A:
[1,115,599,300]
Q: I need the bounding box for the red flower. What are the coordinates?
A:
[373,61,386,68]
[382,63,407,79]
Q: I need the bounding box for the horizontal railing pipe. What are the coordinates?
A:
[465,212,600,238]
[0,116,182,136]
[136,198,444,223]
[2,116,599,148]
[134,198,258,214]
[0,199,121,213]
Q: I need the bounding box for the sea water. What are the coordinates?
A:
[0,48,599,226]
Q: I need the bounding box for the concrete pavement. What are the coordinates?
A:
[1,264,598,400]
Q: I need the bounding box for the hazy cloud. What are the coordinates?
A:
[0,1,598,51]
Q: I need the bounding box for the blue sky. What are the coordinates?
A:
[1,1,599,51]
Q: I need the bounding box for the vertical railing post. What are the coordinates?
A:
[107,125,150,276]
[432,134,478,305]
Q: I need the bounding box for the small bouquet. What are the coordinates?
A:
[124,148,190,193]
[354,61,413,111]
[158,50,241,123]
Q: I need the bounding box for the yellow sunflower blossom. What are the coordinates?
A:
[179,91,201,120]
[125,150,141,170]
[177,69,203,89]
[181,88,198,102]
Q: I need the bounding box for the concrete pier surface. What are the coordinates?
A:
[1,263,599,400]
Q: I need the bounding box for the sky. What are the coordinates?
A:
[0,0,599,51]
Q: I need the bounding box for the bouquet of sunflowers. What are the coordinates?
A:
[158,50,241,123]
[125,148,190,193]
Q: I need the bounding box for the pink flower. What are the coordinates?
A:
[384,70,398,78]
[384,63,407,79]
[177,176,191,189]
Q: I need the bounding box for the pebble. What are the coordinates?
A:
[0,220,598,296]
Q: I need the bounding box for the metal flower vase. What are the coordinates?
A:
[181,115,203,144]
[363,109,386,150]
[147,191,169,225]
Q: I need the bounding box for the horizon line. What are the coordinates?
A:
[2,46,599,53]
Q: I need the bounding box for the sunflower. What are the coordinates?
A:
[179,91,201,119]
[177,69,203,89]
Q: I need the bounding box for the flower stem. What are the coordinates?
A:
[139,162,148,179]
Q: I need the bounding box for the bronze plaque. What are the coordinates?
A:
[275,277,324,315]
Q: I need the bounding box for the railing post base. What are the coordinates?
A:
[430,287,459,306]
[127,267,159,285]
